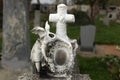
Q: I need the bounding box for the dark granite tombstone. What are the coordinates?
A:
[2,0,30,69]
[80,25,96,52]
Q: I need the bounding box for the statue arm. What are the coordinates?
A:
[49,14,58,22]
[70,39,78,56]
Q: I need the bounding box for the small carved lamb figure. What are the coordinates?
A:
[30,21,56,73]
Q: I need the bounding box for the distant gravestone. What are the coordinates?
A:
[67,0,74,5]
[80,5,91,18]
[99,10,106,15]
[34,10,40,27]
[107,12,117,21]
[31,0,56,27]
[80,25,96,52]
[103,17,110,26]
[80,5,90,12]
[118,7,120,19]
[59,0,67,4]
[105,7,120,24]
[2,0,30,69]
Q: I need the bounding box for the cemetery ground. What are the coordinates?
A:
[0,15,120,80]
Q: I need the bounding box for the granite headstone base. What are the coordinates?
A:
[18,73,91,80]
[80,45,96,52]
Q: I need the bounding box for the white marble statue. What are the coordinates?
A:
[31,4,78,78]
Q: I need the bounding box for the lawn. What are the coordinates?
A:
[78,55,113,80]
[94,15,120,45]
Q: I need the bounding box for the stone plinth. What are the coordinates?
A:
[18,73,91,80]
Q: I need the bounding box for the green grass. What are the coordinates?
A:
[30,33,38,49]
[88,19,120,45]
[95,17,120,45]
[50,24,80,39]
[78,55,113,80]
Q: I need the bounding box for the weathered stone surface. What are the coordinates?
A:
[2,0,30,69]
[0,0,2,28]
[0,68,32,80]
[18,73,40,80]
[72,74,91,80]
[18,73,91,80]
[18,54,91,80]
